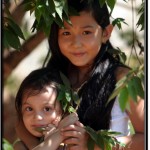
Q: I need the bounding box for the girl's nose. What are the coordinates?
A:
[72,35,82,48]
[34,112,43,120]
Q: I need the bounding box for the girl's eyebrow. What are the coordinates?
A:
[81,25,94,28]
[22,101,30,105]
[60,25,94,30]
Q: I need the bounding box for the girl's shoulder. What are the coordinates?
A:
[13,139,27,150]
[115,66,130,82]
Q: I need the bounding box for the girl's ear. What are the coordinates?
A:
[102,24,113,43]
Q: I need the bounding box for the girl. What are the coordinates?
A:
[14,68,79,150]
[46,0,144,149]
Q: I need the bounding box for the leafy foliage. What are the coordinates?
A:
[57,72,125,150]
[3,138,13,150]
[3,0,143,50]
[136,1,144,31]
[57,72,80,113]
[86,127,125,150]
[108,65,144,112]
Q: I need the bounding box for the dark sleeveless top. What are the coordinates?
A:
[77,52,124,131]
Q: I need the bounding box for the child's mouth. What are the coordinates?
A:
[34,125,48,132]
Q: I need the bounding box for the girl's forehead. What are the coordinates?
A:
[22,86,57,104]
[63,11,97,27]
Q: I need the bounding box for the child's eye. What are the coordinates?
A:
[44,107,52,112]
[83,31,92,35]
[62,32,70,36]
[25,107,32,111]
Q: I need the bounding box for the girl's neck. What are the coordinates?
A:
[68,64,93,90]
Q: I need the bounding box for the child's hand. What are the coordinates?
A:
[61,121,89,150]
[58,113,79,129]
[43,124,57,140]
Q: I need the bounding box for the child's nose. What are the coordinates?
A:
[34,112,43,120]
[72,35,82,48]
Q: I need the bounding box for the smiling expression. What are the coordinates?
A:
[58,11,105,67]
[22,86,62,137]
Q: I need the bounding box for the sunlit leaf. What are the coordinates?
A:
[3,139,13,150]
[127,78,137,102]
[118,86,129,112]
[132,76,144,99]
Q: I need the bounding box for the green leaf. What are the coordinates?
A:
[68,106,75,113]
[112,18,128,30]
[48,0,56,13]
[87,137,95,150]
[118,86,129,112]
[5,17,25,40]
[85,126,98,142]
[132,76,144,99]
[98,0,106,7]
[35,127,46,132]
[127,78,137,102]
[106,0,116,14]
[107,83,125,104]
[65,92,71,102]
[54,0,64,20]
[60,72,71,88]
[3,139,13,150]
[4,27,21,50]
[57,90,65,101]
[97,134,105,150]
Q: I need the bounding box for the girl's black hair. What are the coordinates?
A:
[46,0,112,73]
[46,0,129,130]
[15,68,63,120]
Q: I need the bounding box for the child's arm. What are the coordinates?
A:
[15,113,79,149]
[32,129,63,150]
[33,113,79,150]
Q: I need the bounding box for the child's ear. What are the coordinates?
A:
[102,24,113,43]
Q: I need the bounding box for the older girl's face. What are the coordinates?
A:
[22,86,62,137]
[58,11,105,67]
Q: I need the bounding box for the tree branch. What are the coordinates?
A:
[3,31,46,81]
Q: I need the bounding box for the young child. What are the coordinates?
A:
[13,67,79,150]
[16,0,144,149]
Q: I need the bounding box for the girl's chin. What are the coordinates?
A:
[31,132,43,138]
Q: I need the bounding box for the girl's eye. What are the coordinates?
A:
[44,107,52,112]
[62,32,70,36]
[25,107,32,111]
[83,31,91,35]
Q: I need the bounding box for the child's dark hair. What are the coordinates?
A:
[15,67,63,120]
[46,0,129,131]
[46,0,113,73]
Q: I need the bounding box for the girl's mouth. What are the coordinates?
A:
[72,52,86,57]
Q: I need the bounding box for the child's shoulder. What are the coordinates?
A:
[115,66,130,82]
[13,139,27,150]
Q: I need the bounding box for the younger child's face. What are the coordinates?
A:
[22,86,62,137]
